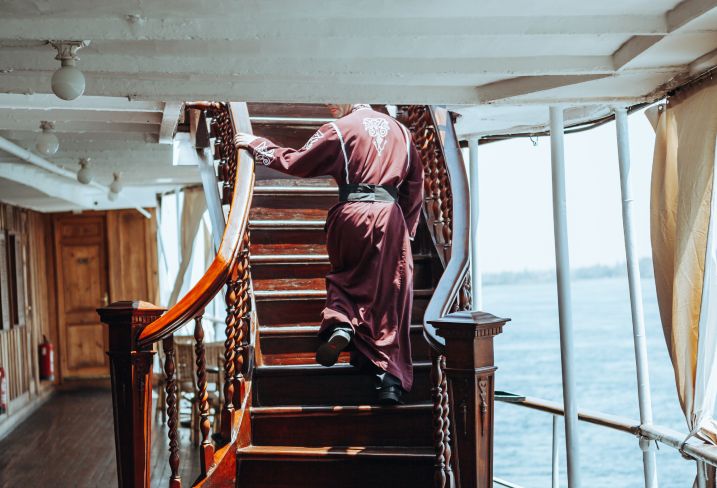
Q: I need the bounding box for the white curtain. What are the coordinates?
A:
[167,187,207,307]
[650,81,717,449]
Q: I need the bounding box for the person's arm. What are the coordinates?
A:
[236,124,341,178]
[398,142,425,240]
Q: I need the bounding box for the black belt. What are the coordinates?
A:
[339,184,399,203]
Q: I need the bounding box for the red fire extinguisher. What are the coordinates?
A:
[39,335,54,381]
[0,367,7,415]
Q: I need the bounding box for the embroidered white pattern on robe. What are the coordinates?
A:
[254,141,275,166]
[302,129,324,151]
[362,118,390,156]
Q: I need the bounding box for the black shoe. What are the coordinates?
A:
[377,385,404,405]
[316,329,351,367]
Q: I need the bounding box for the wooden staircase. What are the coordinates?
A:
[98,102,508,488]
[240,179,439,487]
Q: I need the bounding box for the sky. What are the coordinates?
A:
[473,108,656,273]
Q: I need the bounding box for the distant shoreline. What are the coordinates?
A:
[483,257,654,286]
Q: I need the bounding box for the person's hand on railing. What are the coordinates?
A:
[234,132,259,149]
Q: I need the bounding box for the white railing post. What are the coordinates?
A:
[552,415,560,488]
[614,107,659,488]
[468,136,483,310]
[549,105,581,487]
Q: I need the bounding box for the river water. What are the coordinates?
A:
[487,276,695,487]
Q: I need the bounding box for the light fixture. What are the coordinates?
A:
[108,173,122,201]
[49,41,90,101]
[35,121,59,156]
[76,158,93,184]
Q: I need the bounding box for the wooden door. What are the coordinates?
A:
[54,215,109,379]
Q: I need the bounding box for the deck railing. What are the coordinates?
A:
[98,101,257,487]
[494,392,717,487]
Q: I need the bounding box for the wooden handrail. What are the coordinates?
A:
[138,102,255,347]
[99,101,258,488]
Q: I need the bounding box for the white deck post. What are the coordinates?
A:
[549,105,581,487]
[615,107,658,488]
[468,136,483,310]
[552,415,560,488]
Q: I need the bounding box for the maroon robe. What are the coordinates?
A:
[247,104,424,390]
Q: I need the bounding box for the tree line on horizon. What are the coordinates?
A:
[483,257,654,285]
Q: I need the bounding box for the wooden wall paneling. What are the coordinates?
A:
[0,232,9,330]
[0,204,55,424]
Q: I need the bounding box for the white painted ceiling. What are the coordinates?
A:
[1,0,717,212]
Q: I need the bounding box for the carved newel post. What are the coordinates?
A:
[429,310,510,488]
[98,301,166,488]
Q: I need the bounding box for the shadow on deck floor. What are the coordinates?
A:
[0,388,200,488]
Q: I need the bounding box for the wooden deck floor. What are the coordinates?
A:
[0,388,201,488]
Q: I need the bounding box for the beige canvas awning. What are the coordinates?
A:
[650,79,717,447]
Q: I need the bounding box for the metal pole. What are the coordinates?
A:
[468,137,483,310]
[549,105,581,487]
[614,107,659,488]
[197,146,227,253]
[552,415,560,488]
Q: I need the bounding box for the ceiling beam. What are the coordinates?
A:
[0,93,163,112]
[610,0,717,71]
[0,15,668,42]
[0,162,96,208]
[0,68,678,106]
[0,135,151,217]
[0,118,159,134]
[158,102,182,144]
[667,0,717,32]
[477,74,612,103]
[0,59,619,91]
[0,109,161,125]
[612,35,665,69]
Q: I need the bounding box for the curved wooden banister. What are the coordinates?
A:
[138,102,255,347]
[401,106,471,352]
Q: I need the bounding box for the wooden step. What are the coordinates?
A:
[259,324,430,365]
[251,186,339,221]
[253,277,326,292]
[250,220,326,257]
[250,253,436,291]
[254,289,432,327]
[252,362,432,407]
[236,445,434,488]
[250,403,433,447]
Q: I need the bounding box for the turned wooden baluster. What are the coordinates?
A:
[193,313,214,473]
[232,252,247,407]
[432,353,455,488]
[211,109,238,204]
[221,263,239,439]
[233,231,252,405]
[162,335,181,488]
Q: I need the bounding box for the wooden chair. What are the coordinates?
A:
[171,336,224,446]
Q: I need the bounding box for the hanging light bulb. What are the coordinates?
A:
[35,121,59,156]
[76,158,93,184]
[49,41,90,101]
[108,173,122,201]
